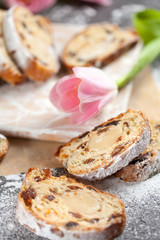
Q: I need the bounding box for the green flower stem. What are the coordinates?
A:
[116,37,160,89]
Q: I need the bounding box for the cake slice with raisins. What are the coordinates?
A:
[55,110,150,181]
[0,10,24,84]
[0,133,8,162]
[17,167,126,240]
[3,6,59,82]
[115,121,160,182]
[62,23,139,71]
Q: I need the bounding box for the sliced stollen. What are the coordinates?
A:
[0,133,9,162]
[0,10,24,84]
[115,121,160,182]
[62,23,140,71]
[3,6,59,82]
[55,109,150,181]
[17,167,126,240]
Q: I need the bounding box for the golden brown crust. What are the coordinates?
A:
[25,58,57,82]
[0,66,25,85]
[3,6,59,82]
[18,166,126,236]
[0,10,25,85]
[62,23,140,71]
[115,121,160,182]
[55,109,149,176]
[0,135,9,162]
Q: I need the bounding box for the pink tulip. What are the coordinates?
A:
[49,67,117,124]
[81,0,112,6]
[5,0,57,13]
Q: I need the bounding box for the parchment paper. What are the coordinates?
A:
[0,24,142,142]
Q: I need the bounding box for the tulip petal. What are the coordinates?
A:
[98,90,118,110]
[81,0,112,6]
[78,80,112,101]
[56,75,80,95]
[80,90,117,113]
[49,83,62,110]
[71,89,117,124]
[59,88,80,112]
[73,67,117,92]
[49,75,81,111]
[70,101,100,124]
[5,0,57,13]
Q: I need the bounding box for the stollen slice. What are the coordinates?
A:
[0,10,24,84]
[115,121,160,182]
[55,109,150,181]
[3,6,59,82]
[0,133,9,162]
[16,167,126,240]
[62,23,140,71]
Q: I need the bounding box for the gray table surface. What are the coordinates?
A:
[1,0,160,239]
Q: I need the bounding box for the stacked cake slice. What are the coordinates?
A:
[0,6,59,84]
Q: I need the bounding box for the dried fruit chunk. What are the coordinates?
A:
[17,167,126,240]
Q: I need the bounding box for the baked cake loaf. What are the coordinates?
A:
[115,121,160,182]
[62,23,139,71]
[3,6,59,82]
[0,133,9,162]
[55,110,150,181]
[0,10,24,84]
[17,167,126,240]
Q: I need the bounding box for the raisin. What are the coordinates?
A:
[26,44,31,49]
[111,145,124,157]
[156,125,160,131]
[105,29,112,34]
[34,176,42,182]
[67,186,82,190]
[77,142,87,149]
[46,195,55,201]
[36,20,43,28]
[88,218,99,223]
[68,51,76,57]
[10,50,16,56]
[130,152,150,165]
[19,33,25,40]
[65,222,79,228]
[49,188,58,194]
[84,158,95,164]
[93,120,119,131]
[22,21,27,29]
[97,127,109,134]
[50,228,64,237]
[21,187,36,205]
[55,145,63,157]
[117,136,122,142]
[86,186,97,192]
[123,122,129,127]
[77,58,84,62]
[69,212,82,218]
[108,213,122,221]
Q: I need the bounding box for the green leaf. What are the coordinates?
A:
[116,37,160,89]
[133,9,160,44]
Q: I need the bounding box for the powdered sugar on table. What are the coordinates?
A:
[0,168,160,239]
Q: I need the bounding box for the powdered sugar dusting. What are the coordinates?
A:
[0,169,160,239]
